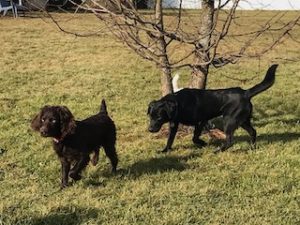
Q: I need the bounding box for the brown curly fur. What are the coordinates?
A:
[31,100,118,188]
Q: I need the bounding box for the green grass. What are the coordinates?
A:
[0,13,300,225]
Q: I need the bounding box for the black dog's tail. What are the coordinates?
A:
[245,64,278,98]
[100,99,108,115]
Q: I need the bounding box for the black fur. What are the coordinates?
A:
[31,100,118,188]
[148,64,278,153]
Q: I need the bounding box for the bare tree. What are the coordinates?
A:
[44,0,300,94]
[154,0,173,95]
[190,0,215,89]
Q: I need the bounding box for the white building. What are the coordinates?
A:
[147,0,300,10]
[147,0,201,9]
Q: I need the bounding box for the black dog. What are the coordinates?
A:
[31,100,118,188]
[148,64,278,153]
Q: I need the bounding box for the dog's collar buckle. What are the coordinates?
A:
[53,137,62,143]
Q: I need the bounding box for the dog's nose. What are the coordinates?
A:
[40,128,47,136]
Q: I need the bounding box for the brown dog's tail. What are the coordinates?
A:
[245,64,278,99]
[100,99,108,115]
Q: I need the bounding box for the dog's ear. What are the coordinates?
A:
[164,99,178,119]
[31,111,42,132]
[147,101,156,115]
[31,106,49,132]
[57,106,76,139]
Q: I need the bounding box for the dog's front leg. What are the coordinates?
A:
[193,121,207,147]
[162,122,179,153]
[69,155,90,181]
[60,157,70,189]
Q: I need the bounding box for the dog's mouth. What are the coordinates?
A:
[40,130,53,138]
[148,125,162,133]
[40,132,50,137]
[148,119,164,133]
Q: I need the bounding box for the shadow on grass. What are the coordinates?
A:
[175,131,300,155]
[125,153,202,178]
[207,132,300,147]
[206,132,300,155]
[235,132,300,143]
[84,152,201,187]
[13,206,99,225]
[85,132,299,185]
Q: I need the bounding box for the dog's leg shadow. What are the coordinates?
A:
[124,151,204,179]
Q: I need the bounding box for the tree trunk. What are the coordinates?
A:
[155,0,173,96]
[190,65,209,89]
[160,66,173,96]
[190,0,214,89]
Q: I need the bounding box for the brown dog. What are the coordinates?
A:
[31,100,118,188]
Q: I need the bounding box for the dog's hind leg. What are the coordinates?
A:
[69,155,90,181]
[193,121,207,147]
[241,119,257,149]
[162,122,179,153]
[215,119,237,153]
[103,145,118,173]
[91,149,100,166]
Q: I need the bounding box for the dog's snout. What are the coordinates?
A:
[148,124,161,133]
[40,127,47,136]
[148,127,154,132]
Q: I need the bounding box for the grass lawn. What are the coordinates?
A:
[0,12,299,225]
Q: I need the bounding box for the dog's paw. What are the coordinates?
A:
[60,182,69,189]
[159,148,172,153]
[250,143,256,150]
[193,139,207,148]
[111,167,117,174]
[69,172,82,181]
[213,147,224,154]
[213,149,221,154]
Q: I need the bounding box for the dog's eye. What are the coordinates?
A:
[52,119,57,124]
[41,118,45,122]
